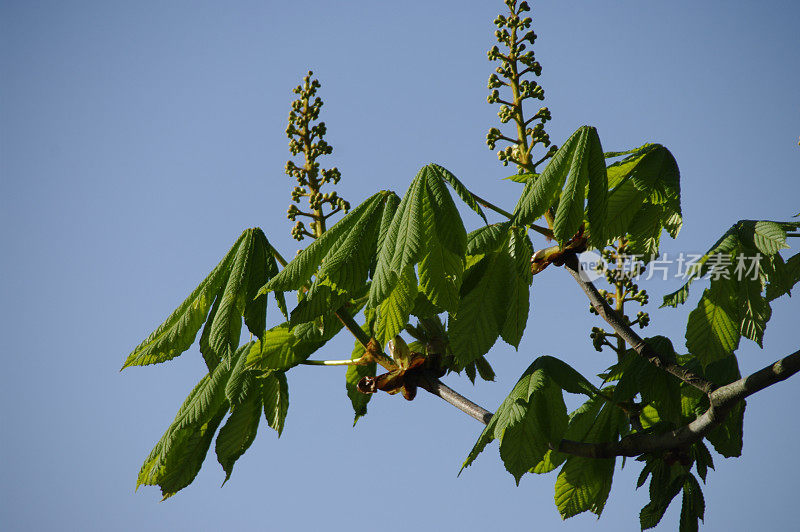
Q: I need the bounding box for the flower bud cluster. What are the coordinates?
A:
[587,242,653,354]
[284,71,349,240]
[485,0,553,173]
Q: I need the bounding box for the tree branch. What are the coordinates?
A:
[555,348,800,458]
[562,253,716,396]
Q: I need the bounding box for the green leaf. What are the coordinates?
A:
[602,143,681,250]
[215,389,262,483]
[289,278,351,327]
[466,222,509,255]
[751,221,789,255]
[208,230,258,361]
[136,358,233,496]
[317,195,385,294]
[225,342,258,406]
[242,229,274,338]
[553,126,589,244]
[535,356,599,397]
[370,165,466,313]
[375,266,417,348]
[418,167,467,312]
[122,231,245,369]
[448,249,513,366]
[369,176,425,307]
[554,399,627,519]
[513,126,607,247]
[640,472,684,530]
[584,128,608,248]
[265,192,385,293]
[461,358,570,478]
[198,293,223,370]
[738,276,771,347]
[346,331,376,424]
[554,455,615,519]
[261,371,289,436]
[679,474,705,532]
[514,127,582,225]
[429,163,488,223]
[685,279,741,367]
[767,252,800,301]
[661,219,795,307]
[706,400,745,457]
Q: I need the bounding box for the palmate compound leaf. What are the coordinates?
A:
[513,126,608,248]
[662,219,796,308]
[369,165,467,315]
[136,354,232,498]
[461,357,600,483]
[122,228,279,370]
[449,225,533,366]
[602,143,682,258]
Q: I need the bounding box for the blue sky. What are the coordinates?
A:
[2,1,799,530]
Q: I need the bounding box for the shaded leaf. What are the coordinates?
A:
[261,371,289,436]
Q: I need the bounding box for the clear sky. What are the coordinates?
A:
[2,1,799,530]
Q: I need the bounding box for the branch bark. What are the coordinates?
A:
[555,348,800,458]
[562,253,716,395]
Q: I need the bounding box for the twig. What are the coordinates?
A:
[562,253,716,396]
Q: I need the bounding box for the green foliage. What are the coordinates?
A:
[514,126,608,248]
[123,3,800,528]
[369,165,468,316]
[660,220,800,367]
[261,371,289,436]
[123,228,280,369]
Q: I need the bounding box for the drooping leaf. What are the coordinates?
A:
[461,357,571,478]
[370,165,466,313]
[766,252,800,301]
[136,357,233,496]
[225,342,258,406]
[261,371,289,436]
[500,226,533,348]
[662,219,795,307]
[553,128,591,245]
[685,279,741,367]
[679,474,705,532]
[122,231,245,369]
[418,167,467,311]
[199,293,223,370]
[554,455,615,519]
[602,143,681,252]
[554,400,625,519]
[449,248,513,366]
[215,389,262,483]
[375,266,417,348]
[738,276,771,347]
[706,400,745,458]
